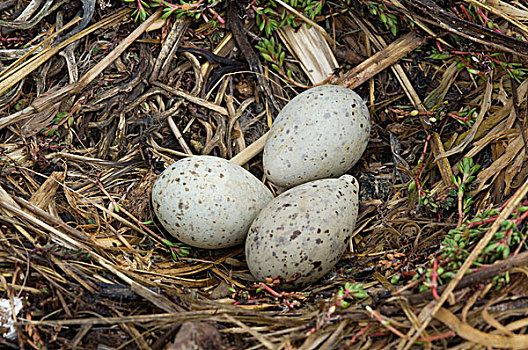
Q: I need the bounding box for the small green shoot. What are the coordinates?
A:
[163,239,191,259]
[333,282,367,308]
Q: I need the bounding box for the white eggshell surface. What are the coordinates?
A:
[245,175,359,287]
[152,156,273,249]
[263,85,370,188]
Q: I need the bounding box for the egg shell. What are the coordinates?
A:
[263,85,370,188]
[245,175,359,287]
[152,156,273,249]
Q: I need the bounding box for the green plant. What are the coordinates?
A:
[229,280,306,309]
[357,0,400,36]
[256,36,315,87]
[126,0,225,23]
[251,0,326,84]
[333,282,368,308]
[429,49,528,83]
[252,0,325,36]
[451,157,480,226]
[124,0,151,21]
[254,5,283,37]
[306,282,367,336]
[153,0,224,21]
[163,239,191,259]
[406,158,487,297]
[488,54,527,83]
[417,188,440,214]
[255,37,289,77]
[447,106,477,127]
[410,155,479,219]
[416,202,528,297]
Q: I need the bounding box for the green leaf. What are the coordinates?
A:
[163,239,176,247]
[430,53,451,60]
[518,206,528,213]
[501,220,513,230]
[265,24,272,37]
[390,275,400,284]
[170,250,178,260]
[502,244,510,259]
[279,51,285,65]
[390,22,398,36]
[259,19,266,32]
[261,53,273,62]
[483,244,496,254]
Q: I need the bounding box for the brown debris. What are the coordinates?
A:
[167,321,222,350]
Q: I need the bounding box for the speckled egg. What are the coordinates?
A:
[263,85,370,188]
[245,175,359,287]
[152,156,273,249]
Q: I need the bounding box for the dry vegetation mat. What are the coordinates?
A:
[2,0,528,349]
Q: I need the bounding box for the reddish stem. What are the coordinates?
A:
[207,8,225,23]
[468,216,498,228]
[459,5,472,21]
[418,331,456,342]
[348,324,372,345]
[258,283,281,297]
[95,174,120,211]
[430,259,439,299]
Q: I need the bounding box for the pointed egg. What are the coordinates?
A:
[245,175,359,287]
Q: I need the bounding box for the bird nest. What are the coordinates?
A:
[1,0,528,349]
